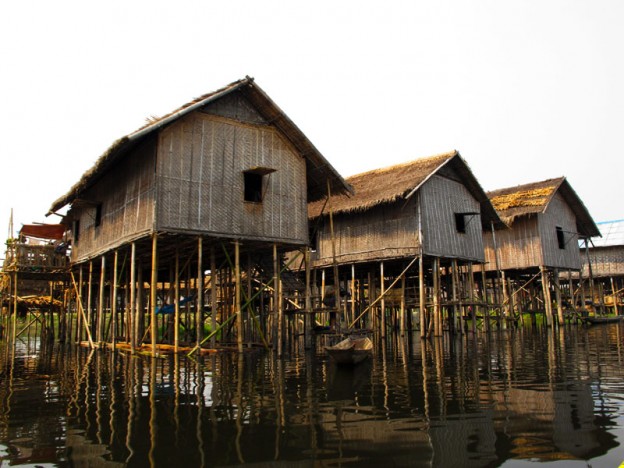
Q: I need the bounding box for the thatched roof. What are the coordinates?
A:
[309,150,503,229]
[487,177,600,238]
[48,77,352,214]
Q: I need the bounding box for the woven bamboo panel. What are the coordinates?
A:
[484,216,543,271]
[420,175,484,262]
[584,246,624,277]
[156,113,307,244]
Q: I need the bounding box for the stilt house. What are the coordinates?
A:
[483,177,600,325]
[309,150,501,268]
[46,76,352,352]
[580,219,624,313]
[307,150,502,337]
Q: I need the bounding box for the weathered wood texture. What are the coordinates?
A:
[69,138,156,262]
[312,201,420,267]
[583,246,624,278]
[311,174,485,267]
[156,111,308,245]
[420,175,485,262]
[484,193,582,271]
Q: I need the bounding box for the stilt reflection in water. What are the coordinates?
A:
[1,327,624,466]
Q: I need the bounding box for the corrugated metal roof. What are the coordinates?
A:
[590,219,624,247]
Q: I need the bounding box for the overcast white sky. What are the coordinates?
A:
[1,0,622,240]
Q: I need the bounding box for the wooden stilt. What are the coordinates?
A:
[130,242,136,350]
[554,268,564,326]
[174,248,180,352]
[380,261,386,339]
[76,265,84,343]
[235,241,243,353]
[468,263,476,333]
[273,244,279,350]
[400,273,406,336]
[433,258,441,337]
[196,237,203,347]
[419,254,426,339]
[540,266,553,327]
[97,256,106,345]
[150,234,158,355]
[210,246,217,348]
[112,250,119,348]
[87,260,93,339]
[305,248,312,349]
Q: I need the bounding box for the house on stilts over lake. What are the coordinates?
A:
[483,177,600,326]
[578,219,624,315]
[307,150,503,338]
[47,76,352,355]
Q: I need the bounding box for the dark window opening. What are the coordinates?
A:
[73,220,80,243]
[244,172,263,202]
[455,213,466,233]
[556,226,565,249]
[309,228,319,252]
[95,204,103,227]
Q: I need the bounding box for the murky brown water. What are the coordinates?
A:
[2,324,624,467]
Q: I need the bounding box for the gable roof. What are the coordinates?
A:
[487,177,600,238]
[48,77,352,214]
[309,150,502,229]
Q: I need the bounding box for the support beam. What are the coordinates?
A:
[150,234,158,355]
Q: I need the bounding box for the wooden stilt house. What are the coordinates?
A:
[483,177,600,326]
[307,150,502,337]
[580,219,624,314]
[47,76,352,353]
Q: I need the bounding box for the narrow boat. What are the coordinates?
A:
[582,315,624,325]
[325,336,373,365]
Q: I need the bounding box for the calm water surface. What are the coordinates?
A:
[2,325,624,467]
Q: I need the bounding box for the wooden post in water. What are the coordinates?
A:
[235,241,243,353]
[540,266,553,327]
[380,262,386,339]
[150,234,158,355]
[97,255,106,345]
[305,248,312,349]
[77,265,84,343]
[174,248,180,352]
[419,254,426,339]
[433,257,441,337]
[400,273,406,336]
[112,250,118,348]
[554,268,564,326]
[87,261,93,339]
[196,237,203,347]
[210,246,217,348]
[130,242,136,350]
[468,263,476,333]
[273,244,279,350]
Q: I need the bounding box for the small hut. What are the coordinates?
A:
[483,177,600,325]
[308,150,502,337]
[46,76,352,354]
[580,219,624,314]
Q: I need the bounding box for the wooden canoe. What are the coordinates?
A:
[582,315,624,325]
[325,336,373,365]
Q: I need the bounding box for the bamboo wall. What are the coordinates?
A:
[156,112,308,245]
[420,175,485,262]
[539,193,582,269]
[582,246,624,278]
[484,216,542,271]
[69,138,156,263]
[311,201,420,267]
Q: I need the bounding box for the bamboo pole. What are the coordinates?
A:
[87,260,93,339]
[235,241,243,353]
[349,256,419,329]
[70,271,95,348]
[150,234,158,355]
[553,268,564,325]
[273,244,279,349]
[210,246,217,348]
[419,254,426,339]
[400,273,406,336]
[76,265,83,343]
[97,255,106,345]
[541,266,553,327]
[305,248,312,349]
[380,261,386,339]
[196,236,203,347]
[327,180,340,332]
[174,248,180,353]
[130,242,136,350]
[433,257,441,337]
[112,250,118,348]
